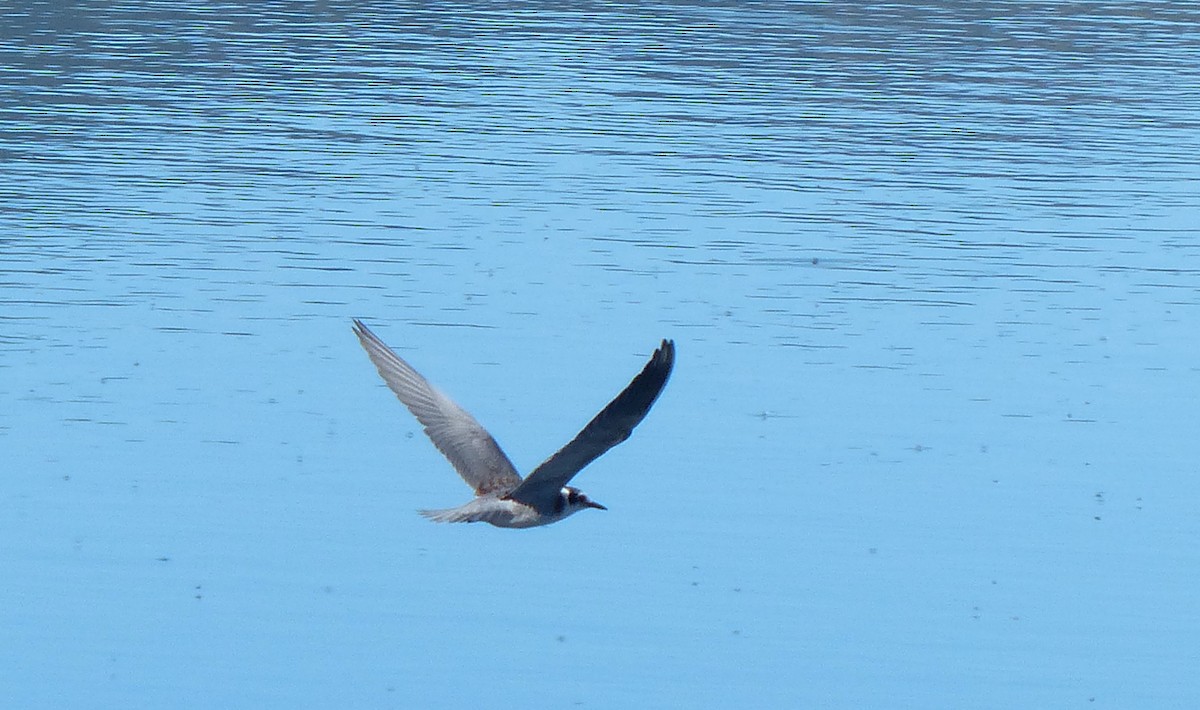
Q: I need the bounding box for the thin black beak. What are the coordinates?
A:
[588,500,607,511]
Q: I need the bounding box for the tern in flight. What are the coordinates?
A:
[352,319,675,528]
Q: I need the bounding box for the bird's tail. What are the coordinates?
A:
[418,507,484,524]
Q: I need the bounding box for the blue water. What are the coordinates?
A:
[3,2,1199,707]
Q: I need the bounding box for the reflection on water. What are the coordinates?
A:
[3,2,1197,328]
[2,2,1199,708]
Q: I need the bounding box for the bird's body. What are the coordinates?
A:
[352,319,674,528]
[417,486,595,528]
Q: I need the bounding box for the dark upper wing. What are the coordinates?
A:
[352,319,523,496]
[507,339,675,510]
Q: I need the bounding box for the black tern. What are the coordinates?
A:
[352,319,675,528]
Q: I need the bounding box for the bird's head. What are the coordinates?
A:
[561,486,607,514]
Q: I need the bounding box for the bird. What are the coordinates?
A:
[352,319,675,528]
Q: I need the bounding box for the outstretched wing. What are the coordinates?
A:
[352,319,522,496]
[507,339,675,511]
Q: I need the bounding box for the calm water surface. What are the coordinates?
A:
[2,2,1199,707]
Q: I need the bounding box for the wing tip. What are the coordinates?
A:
[653,338,676,373]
